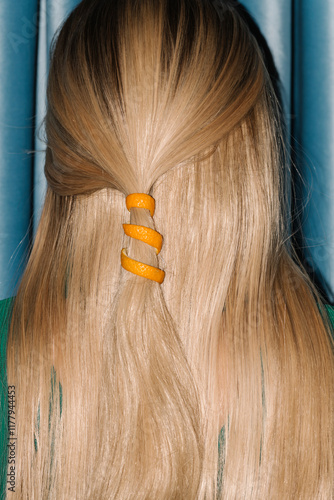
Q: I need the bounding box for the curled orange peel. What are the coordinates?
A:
[121,194,165,284]
[126,193,155,217]
[122,224,162,254]
[121,248,165,284]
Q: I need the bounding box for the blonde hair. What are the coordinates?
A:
[7,0,334,498]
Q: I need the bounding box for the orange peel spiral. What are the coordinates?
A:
[121,194,165,284]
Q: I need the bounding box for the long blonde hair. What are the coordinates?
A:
[7,0,334,498]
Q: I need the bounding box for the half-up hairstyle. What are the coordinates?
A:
[6,0,334,498]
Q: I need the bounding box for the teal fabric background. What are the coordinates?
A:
[0,0,333,300]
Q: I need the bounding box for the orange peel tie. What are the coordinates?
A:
[121,193,165,284]
[126,193,155,217]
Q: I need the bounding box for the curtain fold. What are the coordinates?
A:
[242,0,292,120]
[33,0,81,232]
[0,1,39,299]
[292,0,334,301]
[0,0,333,301]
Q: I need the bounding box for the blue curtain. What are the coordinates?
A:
[0,0,333,301]
[0,0,80,299]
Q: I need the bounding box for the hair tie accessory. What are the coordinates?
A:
[126,193,155,217]
[121,193,165,284]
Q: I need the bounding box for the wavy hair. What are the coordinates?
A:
[7,0,334,497]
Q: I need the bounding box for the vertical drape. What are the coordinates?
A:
[292,0,334,301]
[0,1,38,299]
[242,0,292,120]
[33,0,81,232]
[0,0,333,301]
[0,0,80,299]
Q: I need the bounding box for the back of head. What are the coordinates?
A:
[46,0,267,196]
[6,0,334,498]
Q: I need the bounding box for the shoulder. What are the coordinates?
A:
[324,304,334,323]
[0,298,13,497]
[0,297,14,321]
[0,297,15,358]
[324,304,334,336]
